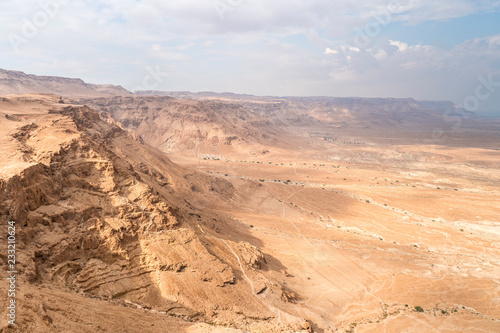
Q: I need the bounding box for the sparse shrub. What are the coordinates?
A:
[415,306,424,312]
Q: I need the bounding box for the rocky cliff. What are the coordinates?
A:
[76,96,283,156]
[0,94,308,332]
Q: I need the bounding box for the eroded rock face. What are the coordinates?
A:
[0,95,299,332]
[75,96,281,155]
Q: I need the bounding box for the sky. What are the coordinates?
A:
[1,0,500,116]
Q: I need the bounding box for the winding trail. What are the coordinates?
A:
[222,239,257,296]
[221,239,285,326]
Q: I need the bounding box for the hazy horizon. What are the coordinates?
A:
[4,66,500,118]
[1,1,500,116]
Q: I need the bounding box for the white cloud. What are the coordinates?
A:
[389,40,409,52]
[325,48,338,55]
[373,48,388,61]
[489,35,500,46]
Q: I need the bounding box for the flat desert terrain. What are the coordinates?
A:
[0,90,499,333]
[167,132,500,332]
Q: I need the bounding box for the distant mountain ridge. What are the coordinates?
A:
[136,90,476,132]
[0,69,482,145]
[0,68,132,97]
[0,69,475,117]
[76,95,283,156]
[0,69,472,120]
[135,90,473,116]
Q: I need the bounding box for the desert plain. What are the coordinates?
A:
[0,70,499,332]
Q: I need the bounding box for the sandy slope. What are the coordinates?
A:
[0,94,311,332]
[1,92,499,332]
[169,133,500,332]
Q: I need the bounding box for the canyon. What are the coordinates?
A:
[0,69,499,332]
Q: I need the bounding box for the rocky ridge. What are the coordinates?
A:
[0,94,309,332]
[0,69,132,97]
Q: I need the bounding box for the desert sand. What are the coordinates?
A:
[0,78,499,332]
